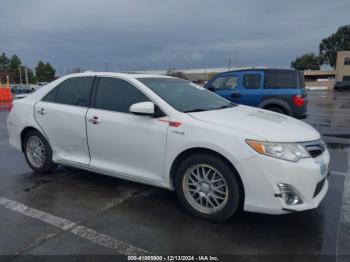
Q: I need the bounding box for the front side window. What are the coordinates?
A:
[211,76,238,90]
[243,74,260,89]
[138,77,235,113]
[95,77,150,113]
[43,77,94,107]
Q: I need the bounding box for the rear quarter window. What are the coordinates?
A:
[42,77,94,106]
[264,71,300,89]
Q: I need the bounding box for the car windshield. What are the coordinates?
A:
[138,77,236,113]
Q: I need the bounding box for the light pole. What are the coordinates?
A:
[24,66,29,85]
[228,58,232,71]
[18,67,22,84]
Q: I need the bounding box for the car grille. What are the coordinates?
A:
[302,140,326,158]
[313,178,326,198]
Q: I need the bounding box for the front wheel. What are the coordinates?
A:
[24,130,57,174]
[175,153,242,222]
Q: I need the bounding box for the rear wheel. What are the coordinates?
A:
[24,130,57,173]
[175,153,241,222]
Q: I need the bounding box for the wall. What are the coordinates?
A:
[305,80,335,90]
[336,51,350,81]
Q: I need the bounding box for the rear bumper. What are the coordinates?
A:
[7,118,22,152]
[295,113,307,119]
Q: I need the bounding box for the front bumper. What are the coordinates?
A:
[237,149,330,214]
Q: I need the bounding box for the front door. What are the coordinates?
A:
[210,74,241,103]
[86,77,168,182]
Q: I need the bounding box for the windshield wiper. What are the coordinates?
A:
[183,108,207,113]
[214,104,237,110]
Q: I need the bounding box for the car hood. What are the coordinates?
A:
[188,105,320,142]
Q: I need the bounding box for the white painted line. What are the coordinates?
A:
[0,197,75,230]
[71,225,149,255]
[0,197,149,255]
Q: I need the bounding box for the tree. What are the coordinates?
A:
[291,53,320,70]
[9,55,22,70]
[35,61,56,82]
[0,52,10,70]
[8,55,22,83]
[319,25,350,68]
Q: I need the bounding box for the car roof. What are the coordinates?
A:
[220,68,300,74]
[64,72,174,80]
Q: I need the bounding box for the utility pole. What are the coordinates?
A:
[105,62,109,72]
[24,66,29,85]
[18,67,22,84]
[228,58,232,71]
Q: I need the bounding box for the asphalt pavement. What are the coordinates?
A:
[0,91,349,261]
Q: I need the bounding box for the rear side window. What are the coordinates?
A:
[42,77,94,107]
[264,71,299,89]
[243,74,260,89]
[95,77,150,113]
[211,75,238,90]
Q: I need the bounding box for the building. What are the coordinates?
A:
[304,51,350,90]
[133,66,266,83]
[133,51,350,89]
[335,51,350,81]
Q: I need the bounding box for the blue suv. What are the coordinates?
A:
[205,69,307,119]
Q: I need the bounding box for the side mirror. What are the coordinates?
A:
[207,86,216,91]
[129,101,155,115]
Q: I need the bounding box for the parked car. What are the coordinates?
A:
[37,82,49,87]
[11,85,35,94]
[335,81,350,91]
[7,72,330,221]
[205,69,307,119]
[13,94,29,100]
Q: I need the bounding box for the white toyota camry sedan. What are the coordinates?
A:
[7,72,330,221]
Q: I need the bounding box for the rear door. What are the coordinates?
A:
[240,71,264,106]
[34,76,94,164]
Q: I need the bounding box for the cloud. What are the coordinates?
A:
[0,0,349,72]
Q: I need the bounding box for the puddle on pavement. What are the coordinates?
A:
[326,142,350,150]
[323,134,350,139]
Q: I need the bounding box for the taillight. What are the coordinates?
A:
[292,95,305,107]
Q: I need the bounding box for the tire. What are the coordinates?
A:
[23,130,57,174]
[265,106,286,115]
[174,153,241,222]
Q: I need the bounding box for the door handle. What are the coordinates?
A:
[88,116,101,125]
[231,93,242,98]
[37,108,46,115]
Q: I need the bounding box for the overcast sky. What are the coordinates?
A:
[0,0,349,73]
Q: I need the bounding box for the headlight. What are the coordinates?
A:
[246,140,310,162]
